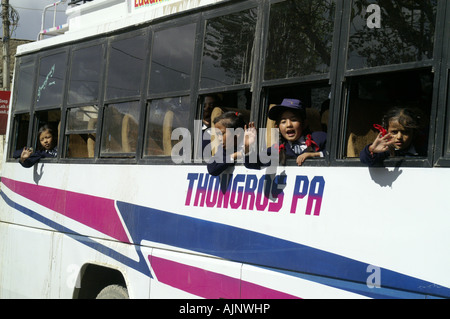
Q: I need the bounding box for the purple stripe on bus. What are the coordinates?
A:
[1,177,130,243]
[149,255,299,299]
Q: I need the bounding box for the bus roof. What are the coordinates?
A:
[17,0,226,56]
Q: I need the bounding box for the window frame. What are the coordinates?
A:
[8,55,36,158]
[256,0,342,167]
[7,0,450,168]
[34,48,69,111]
[138,14,201,165]
[433,0,450,167]
[105,28,149,103]
[60,39,106,163]
[329,0,445,168]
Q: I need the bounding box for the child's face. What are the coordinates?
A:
[277,110,303,142]
[388,120,413,151]
[214,121,228,149]
[39,129,54,150]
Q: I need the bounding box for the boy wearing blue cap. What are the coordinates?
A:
[245,98,327,168]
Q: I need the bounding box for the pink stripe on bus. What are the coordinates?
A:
[240,280,299,299]
[1,177,130,243]
[150,255,241,299]
[149,255,299,299]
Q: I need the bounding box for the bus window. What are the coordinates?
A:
[33,109,61,152]
[68,44,104,105]
[347,1,437,70]
[35,51,68,109]
[200,8,257,89]
[198,90,251,159]
[9,57,35,158]
[65,106,99,158]
[149,23,196,94]
[344,69,433,158]
[106,32,147,100]
[144,96,190,157]
[9,113,30,156]
[200,93,223,130]
[265,83,331,145]
[13,58,35,113]
[100,101,140,156]
[265,0,335,80]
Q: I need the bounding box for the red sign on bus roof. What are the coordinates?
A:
[134,0,168,8]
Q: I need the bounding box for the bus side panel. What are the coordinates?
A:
[241,264,430,299]
[57,233,152,299]
[0,223,55,298]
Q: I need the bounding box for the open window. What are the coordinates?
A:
[343,69,433,159]
[33,109,61,155]
[197,90,251,160]
[9,113,30,156]
[263,83,331,150]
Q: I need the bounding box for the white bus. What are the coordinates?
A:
[1,0,450,299]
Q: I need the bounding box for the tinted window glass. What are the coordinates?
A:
[65,105,99,158]
[201,8,257,88]
[265,0,335,80]
[36,52,68,108]
[14,60,35,112]
[106,34,147,99]
[144,96,190,156]
[348,0,437,69]
[67,106,99,131]
[149,24,196,94]
[68,45,103,104]
[101,101,140,156]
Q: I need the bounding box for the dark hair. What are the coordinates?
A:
[382,107,422,132]
[213,111,246,129]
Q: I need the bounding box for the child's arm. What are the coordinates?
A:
[296,152,322,166]
[359,133,394,166]
[20,147,33,163]
[368,133,394,154]
[243,122,257,155]
[242,122,271,170]
[207,145,236,176]
[13,147,42,168]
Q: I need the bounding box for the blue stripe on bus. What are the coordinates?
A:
[3,187,449,298]
[116,200,450,298]
[269,266,442,299]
